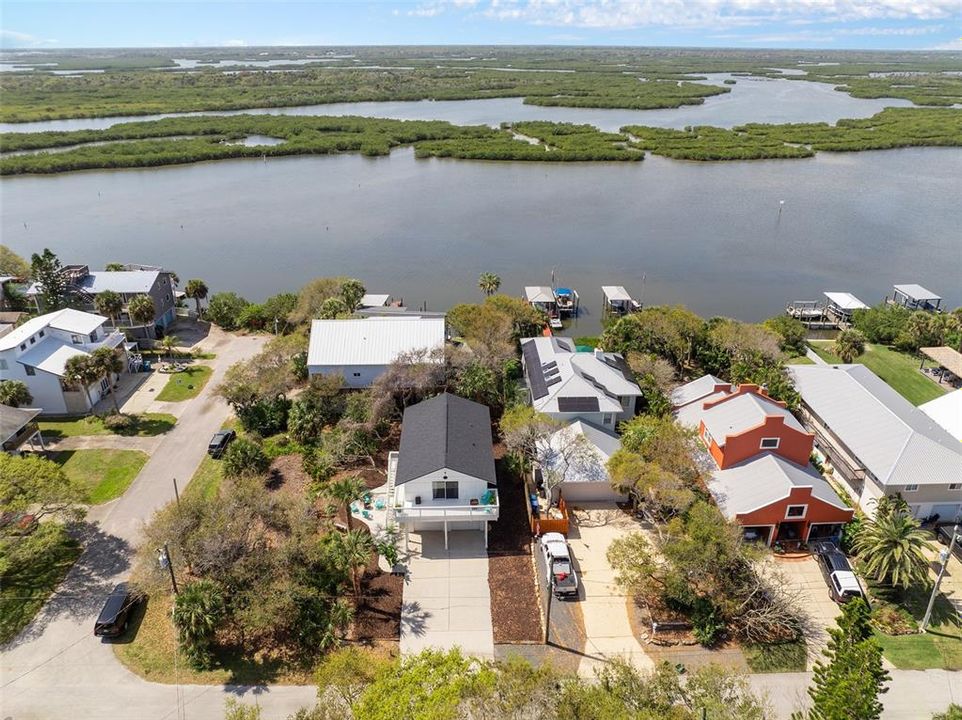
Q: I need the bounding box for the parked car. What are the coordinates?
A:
[540,532,578,599]
[207,428,236,458]
[936,526,962,562]
[813,543,865,604]
[94,582,139,638]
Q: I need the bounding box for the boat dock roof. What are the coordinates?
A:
[823,292,868,311]
[894,284,941,302]
[602,286,632,302]
[525,286,556,304]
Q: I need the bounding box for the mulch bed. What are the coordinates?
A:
[351,570,402,642]
[266,454,312,494]
[488,458,543,643]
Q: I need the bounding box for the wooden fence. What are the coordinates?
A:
[530,497,570,536]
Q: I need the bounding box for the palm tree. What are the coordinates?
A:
[339,278,366,313]
[184,279,208,318]
[63,354,100,411]
[168,271,180,288]
[321,598,356,650]
[172,579,224,669]
[332,529,374,599]
[104,262,125,272]
[833,329,866,363]
[127,294,156,338]
[326,475,366,531]
[160,334,180,363]
[478,271,501,297]
[0,380,33,408]
[94,290,123,328]
[91,346,124,413]
[854,510,934,591]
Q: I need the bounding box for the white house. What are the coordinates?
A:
[791,364,962,520]
[537,420,626,503]
[389,393,498,548]
[520,336,642,428]
[0,309,128,416]
[307,316,446,388]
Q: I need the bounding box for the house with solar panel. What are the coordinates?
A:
[520,336,642,430]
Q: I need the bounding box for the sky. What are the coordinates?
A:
[1,1,960,51]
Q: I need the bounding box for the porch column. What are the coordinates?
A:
[483,520,488,549]
[443,520,449,550]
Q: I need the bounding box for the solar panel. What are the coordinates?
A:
[541,361,558,370]
[522,341,549,400]
[557,397,600,413]
[546,376,563,387]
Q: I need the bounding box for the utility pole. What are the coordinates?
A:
[172,477,180,508]
[158,542,179,595]
[921,524,957,633]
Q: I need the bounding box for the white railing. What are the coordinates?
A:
[394,504,499,520]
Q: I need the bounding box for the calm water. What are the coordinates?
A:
[0,74,914,134]
[2,147,959,334]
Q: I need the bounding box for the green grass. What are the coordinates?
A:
[155,365,213,402]
[113,593,312,685]
[743,640,808,672]
[52,449,149,504]
[785,353,814,365]
[0,528,82,644]
[809,341,947,406]
[183,418,236,502]
[38,412,176,439]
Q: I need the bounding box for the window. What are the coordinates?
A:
[19,343,26,351]
[89,332,97,343]
[603,414,612,425]
[352,372,361,377]
[950,484,961,491]
[703,429,714,447]
[71,335,82,344]
[432,481,459,500]
[0,359,7,370]
[760,437,780,450]
[38,330,44,338]
[25,366,36,376]
[29,336,35,345]
[785,505,807,519]
[904,484,919,492]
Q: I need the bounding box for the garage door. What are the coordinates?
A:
[931,504,962,523]
[559,482,626,504]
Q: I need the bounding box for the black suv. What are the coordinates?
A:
[936,526,962,561]
[94,582,138,638]
[208,429,236,458]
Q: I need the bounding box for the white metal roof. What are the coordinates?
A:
[700,392,807,444]
[539,420,620,485]
[790,364,962,487]
[920,390,962,443]
[0,309,106,351]
[524,286,555,304]
[307,317,445,367]
[17,339,89,377]
[26,270,161,296]
[823,292,868,311]
[707,453,851,518]
[894,284,940,302]
[671,374,728,408]
[602,286,632,302]
[359,293,390,308]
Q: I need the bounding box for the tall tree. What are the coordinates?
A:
[478,272,501,297]
[499,405,559,474]
[854,509,933,590]
[91,347,124,413]
[30,248,68,312]
[160,334,180,363]
[802,598,889,720]
[184,278,209,317]
[326,475,366,532]
[94,289,123,327]
[127,294,156,335]
[0,380,32,408]
[63,354,100,410]
[339,278,366,313]
[833,329,867,364]
[0,245,30,278]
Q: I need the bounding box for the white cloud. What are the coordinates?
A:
[838,25,943,35]
[407,0,958,29]
[222,39,247,47]
[0,29,58,47]
[932,37,962,50]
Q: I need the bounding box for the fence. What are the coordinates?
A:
[531,497,570,536]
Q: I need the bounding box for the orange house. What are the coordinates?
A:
[708,454,854,546]
[696,384,815,469]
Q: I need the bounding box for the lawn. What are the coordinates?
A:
[183,419,236,502]
[0,528,82,644]
[809,341,947,406]
[39,413,176,439]
[113,593,312,685]
[53,449,149,504]
[155,365,213,402]
[743,639,808,672]
[785,353,814,365]
[868,582,962,670]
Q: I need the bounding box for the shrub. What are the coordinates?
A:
[692,597,726,646]
[206,292,250,331]
[172,579,225,670]
[841,514,862,555]
[102,412,135,431]
[236,395,291,436]
[222,437,270,478]
[303,446,336,484]
[871,604,918,635]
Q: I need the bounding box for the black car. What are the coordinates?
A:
[208,429,236,458]
[94,582,138,638]
[936,526,962,561]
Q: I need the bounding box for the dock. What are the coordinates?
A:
[553,287,579,317]
[786,291,868,330]
[601,286,641,316]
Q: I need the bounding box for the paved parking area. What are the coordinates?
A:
[400,531,494,659]
[566,506,655,677]
[769,554,841,664]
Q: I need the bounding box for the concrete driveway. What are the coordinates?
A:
[769,554,842,664]
[533,535,587,656]
[565,505,655,677]
[1,330,278,720]
[400,531,494,659]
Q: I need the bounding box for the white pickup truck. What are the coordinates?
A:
[540,532,578,599]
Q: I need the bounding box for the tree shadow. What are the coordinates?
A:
[103,595,149,645]
[400,600,430,638]
[5,522,132,648]
[120,415,176,437]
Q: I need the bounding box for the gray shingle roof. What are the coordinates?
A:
[707,453,850,518]
[790,364,962,487]
[0,404,40,444]
[395,393,496,486]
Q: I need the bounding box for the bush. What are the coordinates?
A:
[222,437,270,478]
[205,292,250,331]
[871,603,918,635]
[303,446,335,484]
[691,597,726,646]
[102,412,135,431]
[841,514,863,555]
[236,395,291,436]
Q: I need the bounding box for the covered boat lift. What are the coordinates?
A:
[891,284,943,312]
[601,286,641,316]
[823,292,869,325]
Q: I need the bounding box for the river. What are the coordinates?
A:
[2,145,959,334]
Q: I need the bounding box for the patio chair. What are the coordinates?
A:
[374,498,386,510]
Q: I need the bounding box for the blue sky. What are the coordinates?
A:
[2,1,960,51]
